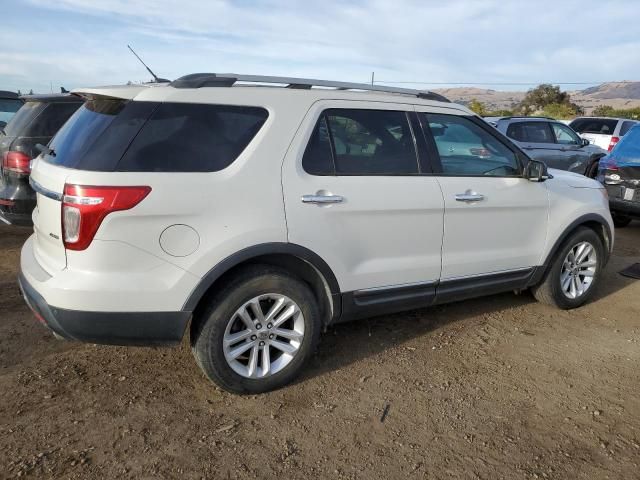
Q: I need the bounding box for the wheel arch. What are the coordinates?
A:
[530,213,612,286]
[183,243,341,328]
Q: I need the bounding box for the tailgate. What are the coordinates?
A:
[29,157,68,272]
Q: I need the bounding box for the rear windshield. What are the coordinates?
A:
[2,101,44,136]
[46,98,269,172]
[569,118,618,135]
[0,98,23,125]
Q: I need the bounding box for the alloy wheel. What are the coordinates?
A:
[222,294,305,379]
[560,241,598,300]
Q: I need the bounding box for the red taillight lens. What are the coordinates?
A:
[62,184,151,251]
[2,151,31,175]
[608,136,620,152]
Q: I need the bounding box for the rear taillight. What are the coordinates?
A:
[2,151,31,175]
[608,136,620,152]
[62,184,151,251]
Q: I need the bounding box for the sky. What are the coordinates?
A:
[1,0,639,94]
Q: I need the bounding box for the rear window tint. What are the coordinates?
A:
[47,98,155,170]
[3,102,44,136]
[569,118,618,135]
[24,102,83,137]
[506,122,554,143]
[46,100,268,172]
[118,103,268,172]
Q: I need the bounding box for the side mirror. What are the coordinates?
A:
[525,160,551,182]
[581,138,590,147]
[0,120,6,130]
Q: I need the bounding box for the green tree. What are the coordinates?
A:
[541,102,581,120]
[517,84,582,116]
[592,105,615,117]
[468,98,488,116]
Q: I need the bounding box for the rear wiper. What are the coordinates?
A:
[35,143,55,157]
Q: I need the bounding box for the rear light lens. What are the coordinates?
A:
[62,184,151,251]
[2,151,31,175]
[608,136,620,152]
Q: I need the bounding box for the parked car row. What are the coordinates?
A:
[485,116,608,178]
[0,93,83,224]
[16,73,614,393]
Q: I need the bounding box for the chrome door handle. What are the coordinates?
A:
[301,194,344,204]
[455,190,485,203]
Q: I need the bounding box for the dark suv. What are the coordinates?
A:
[0,94,83,225]
[485,117,608,177]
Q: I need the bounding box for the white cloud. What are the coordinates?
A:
[2,0,639,92]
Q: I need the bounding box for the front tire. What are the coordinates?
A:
[191,265,321,394]
[532,227,604,309]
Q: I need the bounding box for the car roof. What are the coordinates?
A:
[485,116,555,123]
[20,93,84,103]
[72,73,472,114]
[0,90,21,99]
[571,116,638,123]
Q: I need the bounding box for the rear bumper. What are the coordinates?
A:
[18,271,191,346]
[609,197,640,218]
[0,177,35,226]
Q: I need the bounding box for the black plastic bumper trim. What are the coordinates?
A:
[18,273,191,346]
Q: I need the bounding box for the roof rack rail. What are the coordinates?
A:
[492,116,556,121]
[169,73,450,103]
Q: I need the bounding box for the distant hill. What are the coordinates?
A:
[433,81,640,114]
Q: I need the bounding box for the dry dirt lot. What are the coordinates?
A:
[1,223,639,479]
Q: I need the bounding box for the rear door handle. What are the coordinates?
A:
[455,190,485,203]
[302,193,344,205]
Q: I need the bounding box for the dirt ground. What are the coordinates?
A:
[0,223,639,480]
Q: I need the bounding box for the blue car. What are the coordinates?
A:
[597,124,640,227]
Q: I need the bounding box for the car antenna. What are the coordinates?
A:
[127,45,170,83]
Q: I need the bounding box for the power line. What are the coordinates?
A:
[373,80,637,86]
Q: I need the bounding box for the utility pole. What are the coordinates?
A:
[371,72,375,86]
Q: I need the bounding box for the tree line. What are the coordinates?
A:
[468,83,640,120]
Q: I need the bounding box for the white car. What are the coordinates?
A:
[569,117,639,151]
[19,73,614,393]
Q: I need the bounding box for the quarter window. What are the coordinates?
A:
[425,113,520,176]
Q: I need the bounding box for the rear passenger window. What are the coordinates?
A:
[325,109,418,175]
[506,122,554,143]
[118,103,268,172]
[425,113,520,176]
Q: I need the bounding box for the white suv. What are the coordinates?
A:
[19,74,614,393]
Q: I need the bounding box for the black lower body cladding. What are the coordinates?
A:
[18,273,191,346]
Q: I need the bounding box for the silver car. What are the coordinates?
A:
[486,116,608,177]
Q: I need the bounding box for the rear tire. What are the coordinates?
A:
[586,160,600,179]
[613,215,632,228]
[532,227,604,309]
[191,265,321,394]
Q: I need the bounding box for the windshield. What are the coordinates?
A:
[2,101,44,136]
[0,98,23,125]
